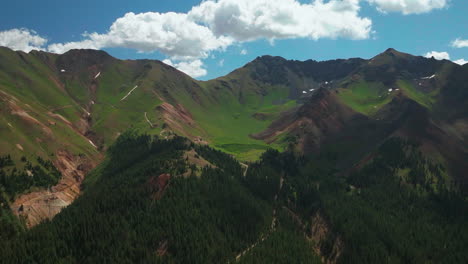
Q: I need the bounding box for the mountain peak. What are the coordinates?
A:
[251,55,288,65]
[61,49,113,59]
[56,49,116,72]
[377,48,409,58]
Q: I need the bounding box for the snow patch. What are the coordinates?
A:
[88,140,97,148]
[82,108,91,116]
[302,91,307,94]
[388,88,393,92]
[309,89,315,92]
[421,74,436,80]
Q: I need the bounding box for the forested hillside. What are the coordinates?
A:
[0,47,467,263]
[1,133,466,263]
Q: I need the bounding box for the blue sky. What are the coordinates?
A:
[0,0,467,80]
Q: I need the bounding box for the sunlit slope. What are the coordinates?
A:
[0,47,100,165]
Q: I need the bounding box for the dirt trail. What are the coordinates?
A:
[120,85,138,101]
[239,162,249,177]
[144,112,154,128]
[234,175,284,262]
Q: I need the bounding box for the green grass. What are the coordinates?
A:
[396,80,437,108]
[173,80,297,160]
[338,79,440,115]
[0,48,298,167]
[216,144,271,153]
[337,81,393,115]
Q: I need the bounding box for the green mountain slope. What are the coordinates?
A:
[0,46,467,240]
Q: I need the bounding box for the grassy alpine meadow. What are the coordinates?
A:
[337,80,393,115]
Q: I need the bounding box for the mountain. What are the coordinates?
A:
[252,48,468,191]
[0,47,467,263]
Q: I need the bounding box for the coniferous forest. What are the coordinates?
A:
[0,133,466,263]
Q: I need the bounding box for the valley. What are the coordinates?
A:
[0,46,467,263]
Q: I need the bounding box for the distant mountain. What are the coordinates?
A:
[252,48,468,192]
[0,46,467,225]
[1,47,468,263]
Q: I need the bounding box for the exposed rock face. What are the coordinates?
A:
[309,211,344,264]
[11,150,99,227]
[147,173,171,200]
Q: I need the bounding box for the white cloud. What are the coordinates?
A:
[424,51,450,60]
[43,0,375,77]
[48,39,99,53]
[47,12,233,60]
[366,0,448,15]
[2,1,450,78]
[240,49,248,55]
[163,59,207,78]
[218,59,225,67]
[424,51,467,66]
[451,38,468,48]
[189,0,372,41]
[47,0,373,58]
[0,28,48,52]
[453,58,468,65]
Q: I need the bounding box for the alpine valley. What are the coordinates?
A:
[0,46,467,263]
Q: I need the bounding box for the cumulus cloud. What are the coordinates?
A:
[424,51,467,65]
[48,0,372,59]
[366,0,448,15]
[189,0,372,41]
[451,38,468,48]
[1,1,452,77]
[453,59,468,65]
[424,51,450,60]
[48,39,99,53]
[163,59,207,77]
[48,12,233,60]
[43,0,375,77]
[0,28,48,52]
[240,49,248,55]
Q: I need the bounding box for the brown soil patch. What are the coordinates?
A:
[157,103,205,141]
[9,100,53,136]
[309,211,344,264]
[147,173,171,200]
[182,149,216,177]
[12,150,99,227]
[184,149,215,168]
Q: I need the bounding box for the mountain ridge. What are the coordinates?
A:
[0,46,467,227]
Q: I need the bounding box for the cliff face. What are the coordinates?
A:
[11,150,99,227]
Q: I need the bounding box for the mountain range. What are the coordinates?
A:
[0,46,467,263]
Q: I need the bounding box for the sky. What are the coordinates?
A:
[0,0,467,80]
